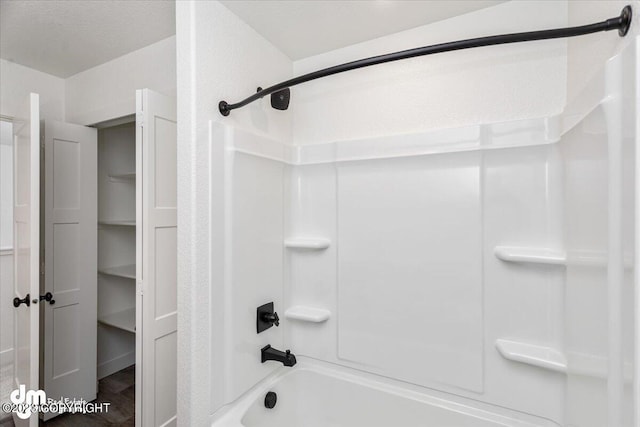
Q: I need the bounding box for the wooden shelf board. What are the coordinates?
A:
[98,307,136,333]
[108,172,136,181]
[98,264,136,279]
[99,220,136,227]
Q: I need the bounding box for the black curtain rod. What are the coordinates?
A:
[219,5,632,117]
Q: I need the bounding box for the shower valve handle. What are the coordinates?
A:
[257,302,280,333]
[262,311,280,327]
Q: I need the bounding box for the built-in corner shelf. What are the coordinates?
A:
[99,220,136,227]
[495,339,567,373]
[285,306,331,323]
[98,264,136,280]
[494,246,566,265]
[98,307,136,333]
[284,237,331,250]
[108,172,136,182]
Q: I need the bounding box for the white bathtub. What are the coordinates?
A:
[212,359,558,427]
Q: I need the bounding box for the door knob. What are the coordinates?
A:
[40,292,55,305]
[13,294,30,308]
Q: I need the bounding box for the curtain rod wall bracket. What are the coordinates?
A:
[218,5,633,117]
[219,101,230,117]
[618,5,632,36]
[271,89,290,111]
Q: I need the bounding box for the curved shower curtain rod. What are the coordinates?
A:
[219,5,632,117]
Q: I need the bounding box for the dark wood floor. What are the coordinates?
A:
[0,365,135,427]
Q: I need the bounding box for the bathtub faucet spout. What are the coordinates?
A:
[261,345,297,367]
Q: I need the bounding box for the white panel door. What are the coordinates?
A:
[136,89,177,427]
[41,120,97,420]
[12,93,40,427]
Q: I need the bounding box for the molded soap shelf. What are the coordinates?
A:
[495,339,567,373]
[285,306,331,323]
[494,246,566,265]
[284,238,331,250]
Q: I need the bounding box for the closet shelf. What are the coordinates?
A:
[285,306,331,323]
[98,307,136,333]
[99,220,136,227]
[495,339,566,373]
[98,264,136,280]
[108,172,136,182]
[494,246,566,265]
[284,238,331,250]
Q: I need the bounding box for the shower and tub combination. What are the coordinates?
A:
[182,2,639,426]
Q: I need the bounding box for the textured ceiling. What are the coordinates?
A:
[0,0,175,78]
[0,0,506,78]
[220,0,507,60]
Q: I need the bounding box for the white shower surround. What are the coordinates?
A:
[208,45,636,426]
[175,1,640,426]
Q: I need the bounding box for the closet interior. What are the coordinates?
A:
[96,117,137,379]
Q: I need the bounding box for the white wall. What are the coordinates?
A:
[0,59,65,121]
[65,36,176,125]
[2,35,177,128]
[176,1,292,425]
[292,0,568,145]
